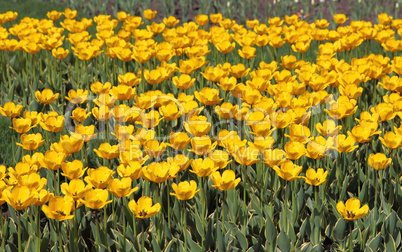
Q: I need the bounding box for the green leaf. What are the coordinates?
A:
[332,218,346,242]
[385,233,396,252]
[265,217,276,243]
[186,229,202,252]
[367,232,382,252]
[277,230,290,252]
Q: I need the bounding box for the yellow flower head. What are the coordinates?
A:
[84,166,114,189]
[336,198,369,221]
[303,168,328,186]
[80,188,112,209]
[170,180,199,200]
[108,177,138,198]
[211,170,241,191]
[0,102,23,118]
[273,160,302,182]
[128,196,161,219]
[35,89,59,105]
[41,196,75,221]
[368,153,392,171]
[61,160,87,180]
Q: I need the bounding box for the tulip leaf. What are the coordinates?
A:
[150,231,162,252]
[184,229,202,252]
[265,216,276,243]
[277,230,290,252]
[332,218,346,242]
[227,222,248,251]
[216,222,225,252]
[385,233,396,252]
[367,232,382,252]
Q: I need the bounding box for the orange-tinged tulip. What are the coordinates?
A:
[3,185,38,210]
[0,102,23,118]
[42,196,75,221]
[272,160,302,182]
[61,160,87,180]
[35,89,59,105]
[17,133,45,151]
[368,153,392,171]
[128,196,161,219]
[39,112,65,133]
[170,180,199,200]
[336,198,369,221]
[262,148,286,168]
[211,170,241,191]
[80,188,112,209]
[108,177,138,198]
[172,74,195,90]
[85,166,114,189]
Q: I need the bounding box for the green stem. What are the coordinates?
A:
[284,181,288,234]
[122,198,126,249]
[96,215,100,250]
[141,221,145,252]
[18,211,21,252]
[36,205,41,252]
[349,221,353,252]
[222,191,225,237]
[58,221,63,252]
[183,201,188,251]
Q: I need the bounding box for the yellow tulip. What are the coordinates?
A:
[61,179,92,201]
[108,177,138,198]
[190,157,219,177]
[41,196,75,221]
[61,160,87,180]
[0,102,23,118]
[128,196,161,219]
[211,170,241,191]
[170,180,199,200]
[17,133,45,151]
[3,185,38,210]
[142,161,179,183]
[336,198,369,221]
[303,168,328,186]
[368,153,392,171]
[272,160,302,182]
[80,188,112,209]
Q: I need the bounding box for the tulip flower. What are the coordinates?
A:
[117,161,144,181]
[272,160,302,182]
[211,170,241,191]
[80,188,112,209]
[169,132,191,150]
[35,89,59,105]
[368,153,392,171]
[128,196,161,219]
[108,177,138,198]
[143,9,157,20]
[336,198,369,221]
[3,185,38,210]
[61,179,92,201]
[0,102,23,118]
[142,161,179,183]
[10,118,35,134]
[184,115,211,137]
[94,142,119,160]
[40,112,65,133]
[194,87,223,106]
[170,180,200,200]
[303,168,328,186]
[85,166,114,189]
[61,160,87,180]
[40,150,66,171]
[41,196,75,221]
[65,89,89,104]
[17,133,45,151]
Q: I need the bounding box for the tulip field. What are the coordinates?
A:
[1,2,402,252]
